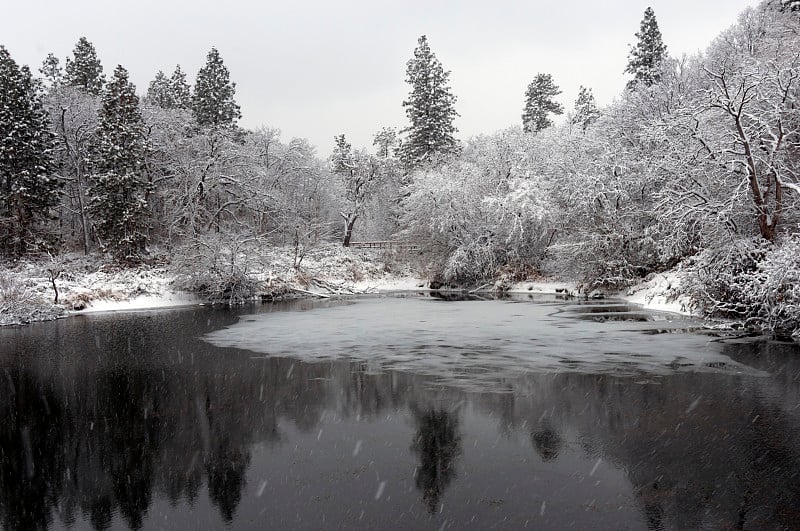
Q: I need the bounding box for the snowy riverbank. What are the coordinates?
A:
[1,246,694,326]
[0,246,424,325]
[506,274,694,316]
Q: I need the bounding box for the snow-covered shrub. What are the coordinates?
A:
[684,236,800,336]
[0,272,36,311]
[548,229,660,292]
[0,272,62,325]
[743,236,800,336]
[172,234,260,305]
[442,239,499,284]
[684,237,769,319]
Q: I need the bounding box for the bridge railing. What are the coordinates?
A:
[348,241,420,252]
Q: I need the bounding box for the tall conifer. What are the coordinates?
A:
[400,35,459,169]
[0,47,60,255]
[64,37,105,95]
[147,70,171,107]
[148,65,192,110]
[87,65,149,260]
[192,48,241,127]
[571,85,600,131]
[169,65,192,110]
[39,53,63,88]
[522,73,563,133]
[625,7,668,89]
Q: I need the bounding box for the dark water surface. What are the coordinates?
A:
[1,294,799,530]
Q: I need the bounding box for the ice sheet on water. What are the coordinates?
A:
[202,298,766,390]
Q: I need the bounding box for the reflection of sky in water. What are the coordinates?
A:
[203,298,766,388]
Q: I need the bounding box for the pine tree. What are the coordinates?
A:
[625,7,668,90]
[0,47,61,256]
[571,85,600,131]
[147,70,171,107]
[192,48,241,128]
[400,35,459,169]
[39,53,63,88]
[169,65,192,110]
[64,37,105,95]
[521,73,563,133]
[87,65,150,260]
[331,134,354,176]
[147,65,192,110]
[373,127,398,159]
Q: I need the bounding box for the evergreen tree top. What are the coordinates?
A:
[147,70,170,107]
[39,53,63,88]
[522,73,563,133]
[193,47,241,128]
[101,65,141,120]
[169,65,192,110]
[148,65,192,110]
[93,65,145,174]
[401,35,459,168]
[65,36,105,95]
[571,85,600,131]
[625,7,668,89]
[331,134,354,175]
[373,127,398,159]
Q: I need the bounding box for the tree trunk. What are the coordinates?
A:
[341,213,358,247]
[75,169,92,255]
[734,113,780,242]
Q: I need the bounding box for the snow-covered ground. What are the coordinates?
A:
[1,245,695,326]
[622,272,694,316]
[0,246,425,324]
[0,254,204,324]
[505,274,693,317]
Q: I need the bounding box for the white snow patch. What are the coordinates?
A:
[76,291,202,313]
[352,275,426,293]
[623,272,693,316]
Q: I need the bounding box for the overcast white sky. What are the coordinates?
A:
[2,1,758,155]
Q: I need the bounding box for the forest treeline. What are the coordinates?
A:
[1,1,799,334]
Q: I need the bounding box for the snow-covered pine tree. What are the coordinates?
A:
[373,127,398,160]
[64,37,105,95]
[39,53,63,88]
[400,35,459,169]
[625,7,668,90]
[169,65,192,110]
[521,73,563,133]
[571,85,600,131]
[0,47,61,256]
[147,70,171,108]
[192,48,241,128]
[87,65,150,261]
[147,65,192,110]
[331,134,354,176]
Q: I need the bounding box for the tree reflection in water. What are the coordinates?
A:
[0,305,799,529]
[531,422,562,462]
[409,405,462,513]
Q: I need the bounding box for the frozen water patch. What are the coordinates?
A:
[202,297,766,389]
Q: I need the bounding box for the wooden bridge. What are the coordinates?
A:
[348,241,421,252]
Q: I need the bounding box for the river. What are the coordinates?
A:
[1,294,799,530]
